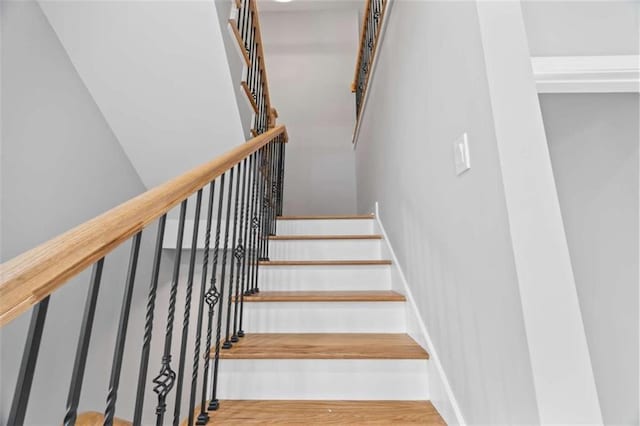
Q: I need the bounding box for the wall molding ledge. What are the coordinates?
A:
[532,55,639,94]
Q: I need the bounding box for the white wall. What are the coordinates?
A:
[0,2,168,423]
[38,0,246,189]
[259,6,359,215]
[354,2,538,423]
[540,93,639,426]
[0,4,234,424]
[521,0,639,56]
[354,1,603,423]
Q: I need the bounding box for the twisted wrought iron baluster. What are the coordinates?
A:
[209,168,236,411]
[173,190,203,426]
[246,152,261,296]
[133,215,166,426]
[196,175,225,424]
[223,163,243,348]
[190,181,215,426]
[152,200,187,426]
[232,158,249,341]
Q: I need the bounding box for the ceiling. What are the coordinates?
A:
[258,0,363,13]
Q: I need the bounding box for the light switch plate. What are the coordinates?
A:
[454,133,470,175]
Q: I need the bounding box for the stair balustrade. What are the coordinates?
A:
[1,125,288,425]
[230,0,275,137]
[351,0,388,121]
[2,1,284,423]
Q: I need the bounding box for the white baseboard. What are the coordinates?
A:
[373,202,466,426]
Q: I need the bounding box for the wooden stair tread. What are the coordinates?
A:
[277,214,374,220]
[259,260,392,266]
[199,400,446,425]
[269,234,382,240]
[77,412,131,426]
[215,333,429,360]
[242,290,405,302]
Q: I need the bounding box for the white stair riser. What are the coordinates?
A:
[258,265,391,291]
[216,359,429,400]
[277,219,374,235]
[269,239,381,260]
[241,302,406,333]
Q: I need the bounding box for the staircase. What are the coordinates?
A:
[205,214,445,424]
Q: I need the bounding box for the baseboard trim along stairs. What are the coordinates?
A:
[206,214,448,424]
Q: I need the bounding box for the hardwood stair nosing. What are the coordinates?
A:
[214,333,429,360]
[184,400,446,425]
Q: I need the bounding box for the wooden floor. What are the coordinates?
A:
[215,333,429,360]
[202,400,446,425]
[242,290,405,302]
[77,412,131,426]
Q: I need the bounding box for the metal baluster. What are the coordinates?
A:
[237,154,254,336]
[257,146,268,263]
[246,24,255,98]
[223,163,242,349]
[246,152,260,296]
[255,75,263,133]
[260,80,267,133]
[153,200,187,426]
[265,142,275,266]
[173,190,203,426]
[271,138,280,225]
[190,182,215,426]
[243,0,251,54]
[64,259,105,426]
[364,10,372,75]
[262,144,270,260]
[104,233,142,426]
[277,137,286,216]
[208,168,235,411]
[239,0,246,52]
[197,175,226,423]
[265,141,273,239]
[232,158,249,341]
[251,25,258,107]
[259,76,266,133]
[7,297,50,426]
[269,140,279,237]
[244,0,254,52]
[133,215,167,426]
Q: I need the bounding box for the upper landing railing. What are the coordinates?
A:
[229,0,277,137]
[351,0,388,123]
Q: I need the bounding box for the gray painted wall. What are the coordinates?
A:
[540,93,639,426]
[353,2,539,424]
[260,8,358,215]
[0,3,172,424]
[521,0,639,56]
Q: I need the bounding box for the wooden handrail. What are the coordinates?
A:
[0,125,288,327]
